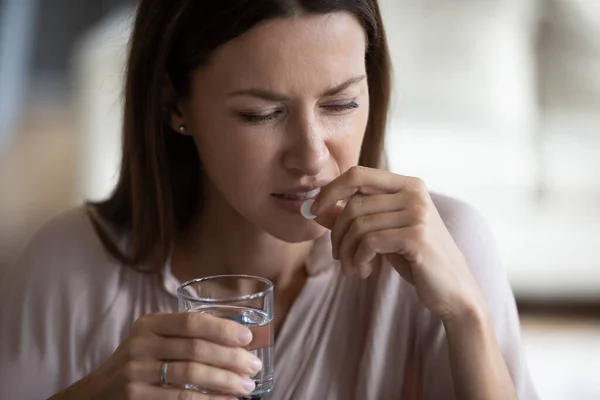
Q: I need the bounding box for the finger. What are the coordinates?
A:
[337,211,412,275]
[312,166,422,215]
[132,313,253,347]
[353,227,425,283]
[358,262,373,279]
[127,361,256,396]
[314,203,343,230]
[167,361,257,396]
[147,337,262,376]
[330,193,409,259]
[353,227,420,266]
[123,382,237,400]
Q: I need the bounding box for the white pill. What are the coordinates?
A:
[300,199,317,220]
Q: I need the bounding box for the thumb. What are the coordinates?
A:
[314,203,344,230]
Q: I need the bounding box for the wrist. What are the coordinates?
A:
[442,297,490,334]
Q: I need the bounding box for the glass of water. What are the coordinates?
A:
[177,275,274,398]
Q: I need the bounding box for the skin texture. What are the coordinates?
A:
[175,12,369,245]
[50,12,517,400]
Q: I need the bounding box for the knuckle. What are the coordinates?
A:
[132,315,150,333]
[229,348,247,367]
[215,320,233,342]
[183,362,200,382]
[126,337,145,359]
[222,371,241,391]
[189,339,208,361]
[348,165,362,182]
[365,231,379,249]
[124,382,141,399]
[412,205,429,223]
[356,214,371,229]
[207,367,229,388]
[123,361,137,383]
[411,177,427,193]
[182,312,198,332]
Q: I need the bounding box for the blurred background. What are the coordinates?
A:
[1,0,599,398]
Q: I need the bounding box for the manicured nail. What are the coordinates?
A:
[249,356,263,374]
[238,329,253,345]
[242,377,256,393]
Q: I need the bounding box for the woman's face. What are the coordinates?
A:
[174,12,369,242]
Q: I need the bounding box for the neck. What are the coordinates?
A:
[171,189,314,291]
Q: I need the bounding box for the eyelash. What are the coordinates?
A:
[239,101,360,124]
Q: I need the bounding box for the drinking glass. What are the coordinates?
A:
[178,275,274,399]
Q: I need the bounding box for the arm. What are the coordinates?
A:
[310,168,537,399]
[444,305,518,400]
[420,194,538,400]
[1,209,259,400]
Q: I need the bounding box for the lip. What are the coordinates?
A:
[273,180,331,196]
[271,180,331,214]
[272,196,314,214]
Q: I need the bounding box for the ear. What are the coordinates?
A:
[160,74,189,134]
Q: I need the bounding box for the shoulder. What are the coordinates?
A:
[11,206,121,281]
[0,208,125,399]
[430,192,501,271]
[1,207,125,320]
[430,192,515,316]
[431,192,492,238]
[23,206,108,255]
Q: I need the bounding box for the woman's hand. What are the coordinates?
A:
[51,312,261,400]
[312,166,487,322]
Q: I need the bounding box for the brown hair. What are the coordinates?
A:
[90,0,392,272]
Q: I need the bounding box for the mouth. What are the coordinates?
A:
[271,188,321,201]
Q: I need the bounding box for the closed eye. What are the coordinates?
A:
[237,100,359,124]
[238,110,283,124]
[323,101,359,113]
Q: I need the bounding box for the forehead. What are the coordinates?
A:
[191,12,367,96]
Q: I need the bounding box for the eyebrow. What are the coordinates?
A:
[227,74,367,101]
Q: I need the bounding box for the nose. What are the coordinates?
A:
[281,114,329,176]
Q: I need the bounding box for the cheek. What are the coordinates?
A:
[190,117,278,201]
[197,132,274,174]
[326,104,369,169]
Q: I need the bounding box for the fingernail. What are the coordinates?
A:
[242,377,256,393]
[238,329,253,345]
[249,356,263,373]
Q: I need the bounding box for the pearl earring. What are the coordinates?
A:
[178,125,186,134]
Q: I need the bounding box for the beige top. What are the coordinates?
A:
[0,194,538,399]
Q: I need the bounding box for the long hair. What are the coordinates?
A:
[90,0,392,272]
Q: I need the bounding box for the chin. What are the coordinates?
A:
[262,216,328,243]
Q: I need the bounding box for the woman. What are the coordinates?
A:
[0,0,537,399]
